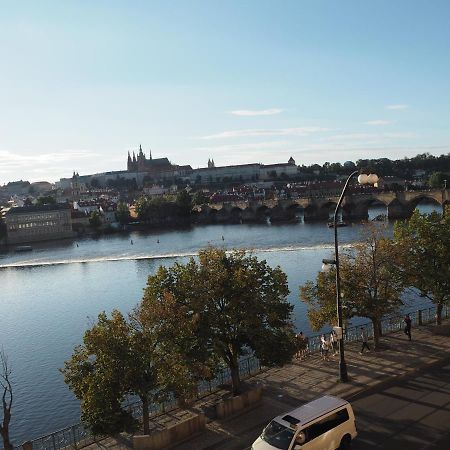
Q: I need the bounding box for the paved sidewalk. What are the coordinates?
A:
[85,322,450,450]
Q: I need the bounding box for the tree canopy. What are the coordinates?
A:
[394,209,450,324]
[301,226,404,349]
[139,247,296,394]
[115,202,130,225]
[61,310,158,435]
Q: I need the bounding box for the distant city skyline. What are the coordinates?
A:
[1,0,449,184]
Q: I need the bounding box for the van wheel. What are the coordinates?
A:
[338,435,352,449]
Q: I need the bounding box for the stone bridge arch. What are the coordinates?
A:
[406,194,443,214]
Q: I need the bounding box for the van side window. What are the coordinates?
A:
[303,408,350,441]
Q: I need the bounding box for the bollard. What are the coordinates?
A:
[22,441,33,450]
[417,309,423,326]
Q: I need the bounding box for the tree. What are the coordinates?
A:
[0,348,13,450]
[140,247,296,395]
[89,210,102,229]
[61,311,158,435]
[90,178,100,188]
[115,202,130,225]
[394,209,450,324]
[192,191,209,206]
[427,171,446,189]
[175,190,192,216]
[301,227,404,349]
[36,195,56,205]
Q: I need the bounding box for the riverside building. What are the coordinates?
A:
[4,204,73,244]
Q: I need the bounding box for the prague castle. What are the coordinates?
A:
[127,145,174,174]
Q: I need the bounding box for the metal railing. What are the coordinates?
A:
[306,305,449,353]
[17,354,262,450]
[17,304,448,450]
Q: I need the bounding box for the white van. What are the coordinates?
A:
[252,395,357,450]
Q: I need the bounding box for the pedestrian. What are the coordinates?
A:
[295,332,306,359]
[303,335,310,358]
[320,334,330,361]
[330,330,338,356]
[404,314,412,341]
[295,331,304,358]
[360,327,371,354]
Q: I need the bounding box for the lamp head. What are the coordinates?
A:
[358,173,379,186]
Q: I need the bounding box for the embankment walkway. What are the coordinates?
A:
[83,321,450,450]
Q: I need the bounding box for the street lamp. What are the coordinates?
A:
[323,170,379,383]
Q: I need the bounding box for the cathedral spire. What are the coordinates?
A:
[149,148,152,160]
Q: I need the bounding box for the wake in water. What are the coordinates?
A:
[0,243,348,269]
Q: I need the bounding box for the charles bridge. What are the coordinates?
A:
[193,189,450,224]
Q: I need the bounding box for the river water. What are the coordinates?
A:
[0,205,439,443]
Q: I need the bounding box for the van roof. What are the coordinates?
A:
[275,395,349,428]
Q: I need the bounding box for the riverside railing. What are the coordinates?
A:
[16,354,262,450]
[17,305,448,450]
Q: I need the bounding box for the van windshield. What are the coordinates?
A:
[260,420,295,450]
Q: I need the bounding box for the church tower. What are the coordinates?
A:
[127,151,132,171]
[71,171,81,202]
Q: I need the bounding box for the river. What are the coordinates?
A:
[0,205,439,443]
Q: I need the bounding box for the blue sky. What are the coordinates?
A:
[1,0,449,184]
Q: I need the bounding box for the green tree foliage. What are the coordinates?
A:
[90,178,100,188]
[89,210,102,229]
[61,311,158,435]
[115,202,130,225]
[394,209,450,324]
[36,196,56,205]
[135,195,191,223]
[301,227,404,349]
[192,190,209,206]
[175,190,192,215]
[427,171,446,189]
[140,247,296,394]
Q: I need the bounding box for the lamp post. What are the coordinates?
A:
[323,171,379,383]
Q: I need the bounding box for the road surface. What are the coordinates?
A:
[350,358,450,449]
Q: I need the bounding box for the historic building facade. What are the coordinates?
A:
[5,204,73,244]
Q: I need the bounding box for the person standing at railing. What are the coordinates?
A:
[404,314,412,341]
[359,327,371,354]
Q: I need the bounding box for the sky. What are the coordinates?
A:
[0,0,449,184]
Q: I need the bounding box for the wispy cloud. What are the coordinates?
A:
[230,108,283,116]
[324,132,416,142]
[386,104,409,110]
[364,120,393,126]
[0,149,100,182]
[201,127,332,139]
[194,140,291,153]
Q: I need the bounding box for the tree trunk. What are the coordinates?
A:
[141,395,150,435]
[436,302,443,325]
[229,356,241,395]
[1,409,13,450]
[378,320,383,337]
[372,318,381,350]
[1,427,13,450]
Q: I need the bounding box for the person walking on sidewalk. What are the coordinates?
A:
[295,331,307,359]
[320,334,330,361]
[404,314,412,341]
[360,327,371,354]
[330,330,338,356]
